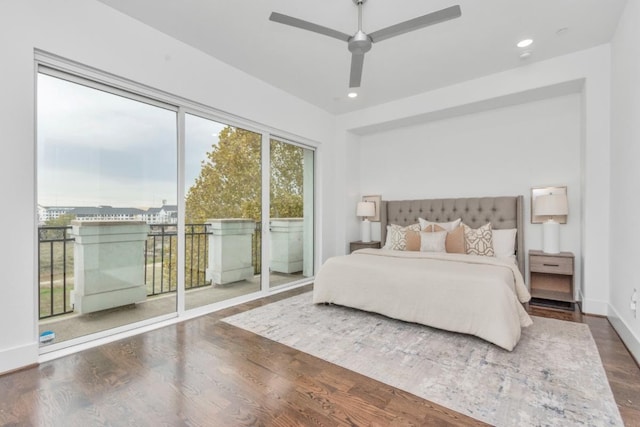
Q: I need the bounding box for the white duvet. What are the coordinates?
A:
[313,249,532,351]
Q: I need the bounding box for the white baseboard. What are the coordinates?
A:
[0,342,39,375]
[581,298,609,316]
[607,305,640,365]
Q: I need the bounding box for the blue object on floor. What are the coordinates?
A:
[39,330,55,344]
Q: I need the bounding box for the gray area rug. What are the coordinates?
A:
[222,292,623,426]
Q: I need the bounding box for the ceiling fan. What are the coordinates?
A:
[269,0,462,89]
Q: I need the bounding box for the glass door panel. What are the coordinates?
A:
[37,72,177,345]
[184,114,262,310]
[269,139,314,288]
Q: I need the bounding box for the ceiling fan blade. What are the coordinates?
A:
[269,12,351,42]
[368,5,461,43]
[349,53,365,88]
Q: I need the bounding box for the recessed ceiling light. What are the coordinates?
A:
[517,39,533,48]
[348,92,358,98]
[519,51,532,60]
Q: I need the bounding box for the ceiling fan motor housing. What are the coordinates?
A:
[348,30,372,54]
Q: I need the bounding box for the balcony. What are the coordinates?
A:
[38,220,306,343]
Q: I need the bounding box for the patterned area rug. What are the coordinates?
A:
[223,292,623,426]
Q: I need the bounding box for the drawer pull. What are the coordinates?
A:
[543,263,560,267]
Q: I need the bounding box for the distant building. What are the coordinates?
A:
[38,204,178,224]
[70,206,145,221]
[137,204,178,224]
[37,205,75,223]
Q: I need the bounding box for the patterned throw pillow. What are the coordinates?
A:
[463,222,495,256]
[384,223,421,250]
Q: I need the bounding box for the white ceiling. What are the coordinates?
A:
[98,0,626,115]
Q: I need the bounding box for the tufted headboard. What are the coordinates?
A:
[380,196,525,274]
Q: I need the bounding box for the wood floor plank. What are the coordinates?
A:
[1,284,638,426]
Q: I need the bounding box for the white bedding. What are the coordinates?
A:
[313,248,532,351]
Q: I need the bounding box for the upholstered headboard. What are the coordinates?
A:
[380,196,525,274]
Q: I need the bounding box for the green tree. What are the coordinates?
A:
[185,127,304,223]
[40,213,76,240]
[186,127,262,223]
[270,139,303,218]
[45,213,76,227]
[165,127,305,287]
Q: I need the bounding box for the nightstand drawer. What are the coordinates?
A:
[349,241,381,253]
[530,255,573,275]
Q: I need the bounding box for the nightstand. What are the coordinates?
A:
[350,240,381,253]
[529,250,575,310]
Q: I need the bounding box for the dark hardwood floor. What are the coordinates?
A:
[1,286,638,426]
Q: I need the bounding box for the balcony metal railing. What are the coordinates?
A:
[144,223,212,296]
[38,221,262,320]
[38,226,74,319]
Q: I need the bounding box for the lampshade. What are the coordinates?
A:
[534,194,568,217]
[356,201,375,218]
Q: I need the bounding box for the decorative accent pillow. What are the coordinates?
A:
[492,228,517,258]
[438,224,466,254]
[418,217,461,232]
[383,223,421,250]
[422,224,466,254]
[419,231,447,252]
[463,222,495,256]
[404,231,421,251]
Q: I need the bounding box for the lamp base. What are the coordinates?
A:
[542,220,560,254]
[361,219,371,243]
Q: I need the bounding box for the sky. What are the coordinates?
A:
[37,73,225,208]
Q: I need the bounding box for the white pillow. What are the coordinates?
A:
[492,228,517,258]
[419,230,447,252]
[418,217,461,232]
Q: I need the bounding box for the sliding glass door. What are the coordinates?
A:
[37,70,178,345]
[184,114,262,310]
[36,61,316,350]
[269,139,314,288]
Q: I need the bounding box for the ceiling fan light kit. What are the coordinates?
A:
[269,1,461,89]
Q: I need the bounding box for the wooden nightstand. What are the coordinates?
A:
[529,250,575,310]
[350,240,381,253]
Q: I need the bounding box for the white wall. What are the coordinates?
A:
[2,0,633,375]
[335,45,611,317]
[0,1,335,374]
[357,94,582,287]
[609,0,640,362]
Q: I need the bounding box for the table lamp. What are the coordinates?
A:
[534,193,568,254]
[356,201,375,243]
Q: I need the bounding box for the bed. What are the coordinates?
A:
[313,196,532,351]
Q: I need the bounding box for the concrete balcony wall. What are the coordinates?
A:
[270,218,304,274]
[206,219,255,285]
[70,220,149,314]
